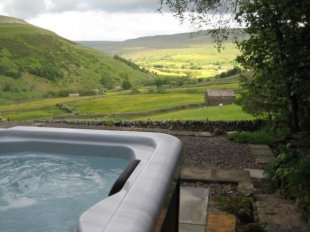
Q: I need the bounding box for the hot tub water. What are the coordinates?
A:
[0,152,128,232]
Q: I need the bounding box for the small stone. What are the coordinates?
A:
[245,169,265,179]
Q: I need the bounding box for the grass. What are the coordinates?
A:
[0,77,250,122]
[67,93,203,114]
[217,195,265,232]
[0,96,82,112]
[228,131,275,144]
[217,195,253,223]
[133,104,254,121]
[1,108,66,121]
[163,81,240,94]
[228,127,295,145]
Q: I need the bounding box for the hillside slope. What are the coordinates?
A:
[78,29,245,79]
[0,15,150,103]
[78,29,245,54]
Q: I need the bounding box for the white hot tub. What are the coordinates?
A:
[0,126,183,232]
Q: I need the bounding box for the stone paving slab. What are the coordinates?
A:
[265,225,309,232]
[181,167,254,196]
[249,144,271,150]
[245,168,265,179]
[181,167,250,183]
[255,194,308,230]
[250,144,274,165]
[207,214,236,232]
[168,130,212,137]
[236,182,255,196]
[193,132,212,137]
[255,155,274,164]
[179,187,209,225]
[251,149,274,157]
[179,223,206,232]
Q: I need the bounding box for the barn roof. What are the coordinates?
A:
[206,89,236,97]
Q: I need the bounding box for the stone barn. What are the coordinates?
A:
[205,90,236,106]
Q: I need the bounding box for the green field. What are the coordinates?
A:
[68,93,202,114]
[163,80,240,94]
[122,43,239,78]
[0,92,203,121]
[2,108,66,121]
[81,29,244,79]
[0,79,254,122]
[133,104,254,121]
[0,97,81,112]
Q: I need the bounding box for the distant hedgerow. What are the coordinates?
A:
[113,55,149,74]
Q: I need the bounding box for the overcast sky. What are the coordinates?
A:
[0,0,199,41]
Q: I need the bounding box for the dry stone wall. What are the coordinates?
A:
[42,119,266,132]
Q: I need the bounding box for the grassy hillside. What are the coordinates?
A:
[79,29,245,51]
[79,29,245,78]
[0,15,150,103]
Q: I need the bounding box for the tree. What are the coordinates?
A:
[236,0,310,131]
[161,0,310,131]
[100,75,114,90]
[161,0,240,46]
[121,73,132,90]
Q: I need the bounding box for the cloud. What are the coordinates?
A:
[0,0,162,18]
[0,0,195,41]
[1,0,48,18]
[50,0,160,12]
[28,11,193,41]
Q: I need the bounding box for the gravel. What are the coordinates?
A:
[181,181,237,198]
[178,135,255,169]
[178,135,255,199]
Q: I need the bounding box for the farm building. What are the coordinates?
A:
[205,90,236,106]
[68,93,80,97]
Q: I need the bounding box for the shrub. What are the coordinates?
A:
[4,69,21,78]
[29,66,63,81]
[239,223,265,232]
[130,87,140,94]
[57,89,70,97]
[121,78,132,90]
[265,144,310,206]
[0,65,21,78]
[156,87,166,94]
[213,127,224,135]
[217,195,253,223]
[147,88,156,94]
[79,89,97,96]
[228,130,274,144]
[113,55,149,73]
[2,83,12,92]
[219,67,242,78]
